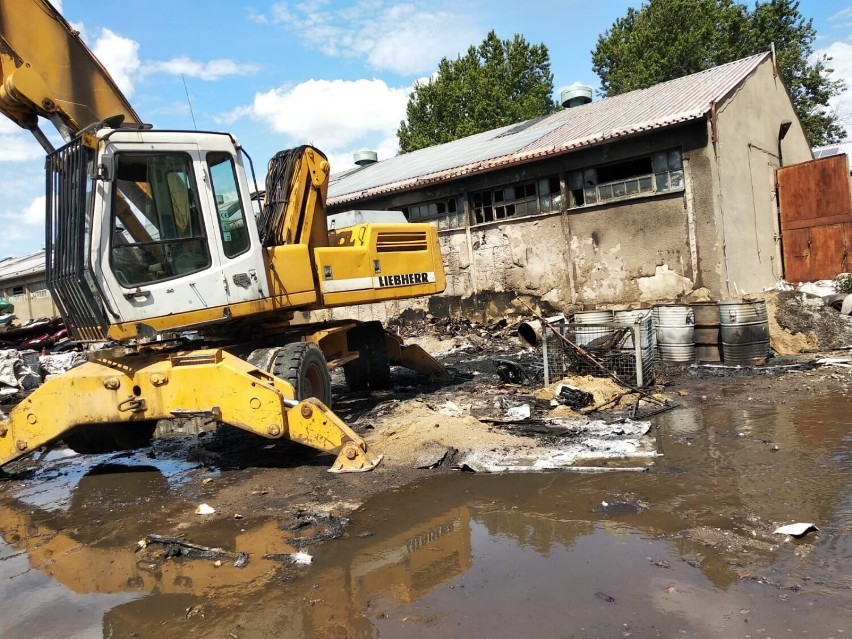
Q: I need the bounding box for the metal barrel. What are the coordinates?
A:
[690,302,721,362]
[719,298,769,365]
[572,310,614,346]
[653,304,695,362]
[613,308,654,352]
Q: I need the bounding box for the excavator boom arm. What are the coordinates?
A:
[0,0,140,148]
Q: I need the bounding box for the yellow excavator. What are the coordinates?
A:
[0,0,447,472]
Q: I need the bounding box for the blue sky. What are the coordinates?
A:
[1,0,851,258]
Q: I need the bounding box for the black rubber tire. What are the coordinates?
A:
[272,342,332,406]
[63,421,157,455]
[343,321,391,392]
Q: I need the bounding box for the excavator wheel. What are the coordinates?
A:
[63,421,158,455]
[343,321,391,392]
[272,342,333,407]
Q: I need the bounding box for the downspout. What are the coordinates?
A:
[709,103,734,295]
[774,121,792,281]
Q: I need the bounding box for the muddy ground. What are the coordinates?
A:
[2,289,851,637]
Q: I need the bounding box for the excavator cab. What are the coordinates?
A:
[110,153,211,286]
[46,130,271,340]
[47,129,445,342]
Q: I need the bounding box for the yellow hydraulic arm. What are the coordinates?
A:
[0,349,381,472]
[0,0,140,150]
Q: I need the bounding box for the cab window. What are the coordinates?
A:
[110,153,211,287]
[207,152,250,258]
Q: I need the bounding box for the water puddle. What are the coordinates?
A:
[2,391,851,638]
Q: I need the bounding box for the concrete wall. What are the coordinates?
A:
[1,276,59,323]
[712,57,813,297]
[565,192,693,305]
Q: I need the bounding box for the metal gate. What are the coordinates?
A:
[778,154,852,283]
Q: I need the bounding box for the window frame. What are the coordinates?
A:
[567,149,684,210]
[470,174,562,226]
[206,151,251,259]
[109,151,213,288]
[400,196,466,230]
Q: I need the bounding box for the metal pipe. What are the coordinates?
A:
[518,314,565,347]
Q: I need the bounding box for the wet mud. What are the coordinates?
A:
[2,370,851,638]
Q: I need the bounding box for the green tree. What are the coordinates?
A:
[591,0,846,146]
[397,31,556,153]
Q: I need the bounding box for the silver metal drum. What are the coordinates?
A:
[572,310,614,346]
[719,298,769,365]
[653,304,695,362]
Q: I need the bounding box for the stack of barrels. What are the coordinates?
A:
[651,298,769,364]
[691,302,722,362]
[652,304,695,362]
[517,300,770,367]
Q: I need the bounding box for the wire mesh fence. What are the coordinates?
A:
[540,315,656,387]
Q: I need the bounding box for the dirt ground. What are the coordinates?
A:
[4,288,849,528]
[2,290,852,637]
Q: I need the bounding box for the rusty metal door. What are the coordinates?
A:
[778,154,852,282]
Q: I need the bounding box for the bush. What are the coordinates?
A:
[834,273,852,294]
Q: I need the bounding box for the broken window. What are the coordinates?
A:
[400,197,465,230]
[568,149,683,209]
[30,287,50,299]
[470,175,561,225]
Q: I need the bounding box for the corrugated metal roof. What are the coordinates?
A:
[328,53,771,206]
[0,251,46,281]
[813,142,852,159]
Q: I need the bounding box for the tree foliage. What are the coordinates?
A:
[397,31,556,153]
[591,0,846,146]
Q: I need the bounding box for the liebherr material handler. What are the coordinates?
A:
[0,0,447,472]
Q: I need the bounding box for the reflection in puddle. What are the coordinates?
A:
[9,447,207,512]
[1,391,851,638]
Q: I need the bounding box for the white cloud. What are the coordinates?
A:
[19,196,45,227]
[85,28,255,95]
[92,28,140,98]
[0,196,46,256]
[248,4,295,25]
[0,134,45,163]
[0,120,45,162]
[143,56,260,81]
[257,1,481,75]
[815,41,852,133]
[828,8,852,24]
[241,78,409,158]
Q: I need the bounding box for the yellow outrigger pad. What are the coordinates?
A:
[385,334,451,382]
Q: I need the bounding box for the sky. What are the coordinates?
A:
[1,0,851,259]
